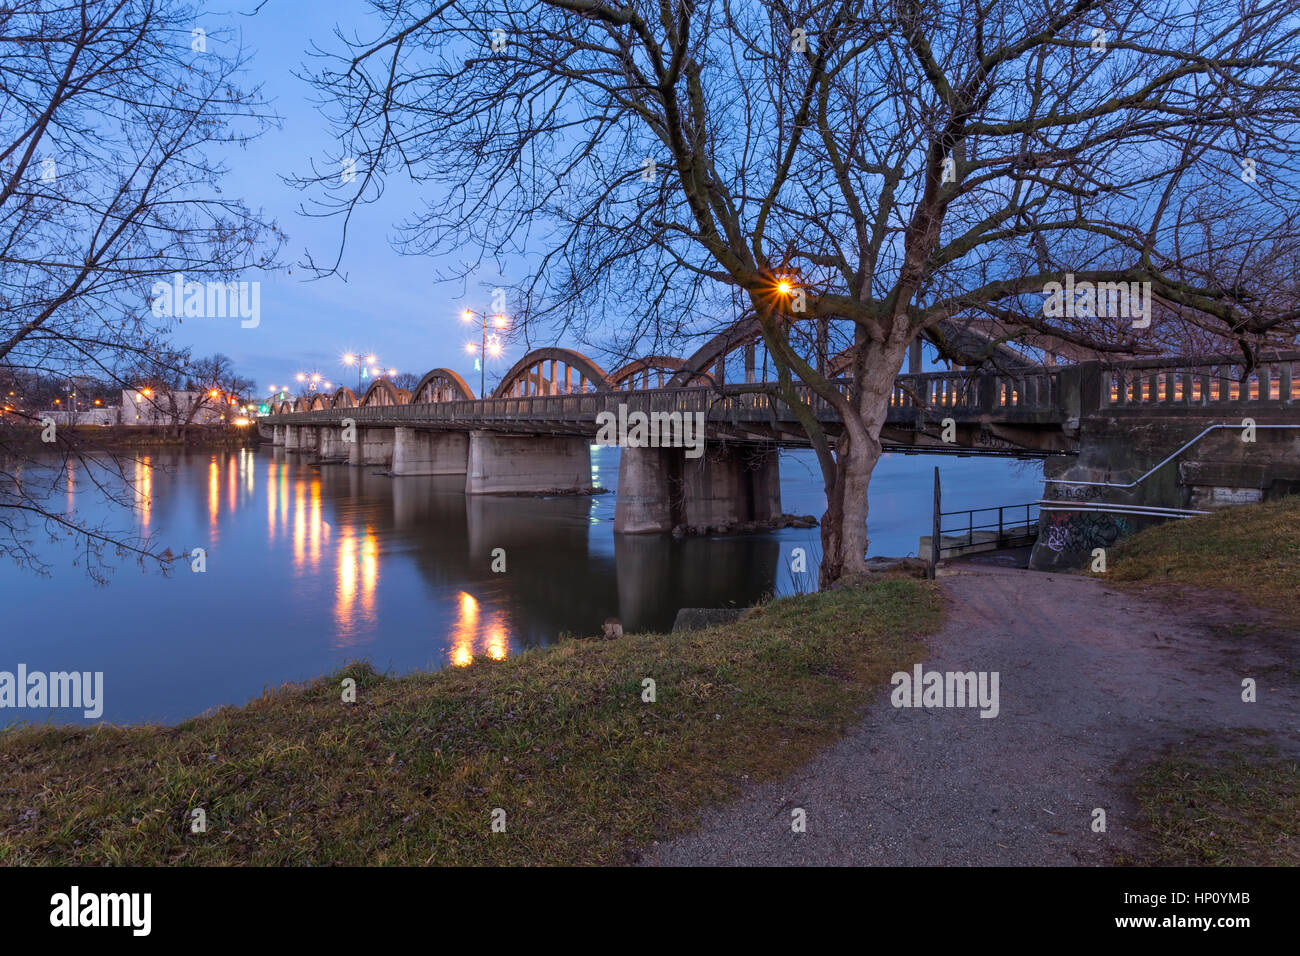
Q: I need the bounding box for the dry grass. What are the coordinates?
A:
[1109,495,1300,620]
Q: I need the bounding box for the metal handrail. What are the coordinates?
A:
[936,503,1041,552]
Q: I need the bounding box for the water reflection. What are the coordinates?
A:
[335,526,377,645]
[448,591,511,666]
[1,444,1044,725]
[134,455,152,526]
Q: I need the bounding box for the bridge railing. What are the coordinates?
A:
[272,368,1067,425]
[1099,351,1300,409]
[889,369,1061,413]
[264,350,1296,427]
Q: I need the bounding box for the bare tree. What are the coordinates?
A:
[304,0,1300,584]
[0,0,283,577]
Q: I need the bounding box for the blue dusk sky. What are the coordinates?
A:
[178,0,513,396]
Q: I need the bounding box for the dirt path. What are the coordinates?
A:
[644,566,1300,866]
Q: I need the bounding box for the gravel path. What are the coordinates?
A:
[644,566,1300,866]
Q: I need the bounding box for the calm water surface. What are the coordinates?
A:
[1,444,1043,724]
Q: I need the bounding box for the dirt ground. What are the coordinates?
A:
[644,565,1300,866]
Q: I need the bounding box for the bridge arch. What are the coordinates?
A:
[492,348,610,398]
[331,386,357,408]
[411,368,475,403]
[309,393,330,411]
[293,396,312,412]
[667,314,1047,387]
[669,320,764,387]
[608,356,686,390]
[360,378,403,406]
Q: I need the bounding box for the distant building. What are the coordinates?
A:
[37,407,119,426]
[120,388,228,426]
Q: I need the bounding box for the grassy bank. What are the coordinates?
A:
[1131,737,1299,866]
[1111,499,1300,866]
[0,580,941,865]
[1109,494,1300,619]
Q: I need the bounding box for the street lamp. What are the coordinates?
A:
[461,308,508,395]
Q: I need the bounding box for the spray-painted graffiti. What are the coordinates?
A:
[1047,483,1106,502]
[1042,511,1134,553]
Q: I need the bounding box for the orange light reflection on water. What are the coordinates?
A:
[208,457,220,528]
[134,456,152,526]
[334,526,378,645]
[450,592,510,666]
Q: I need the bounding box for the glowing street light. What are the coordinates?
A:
[461,307,509,395]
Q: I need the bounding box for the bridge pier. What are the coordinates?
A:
[392,427,468,476]
[317,426,349,460]
[272,424,286,446]
[349,426,395,467]
[284,425,302,452]
[614,444,781,534]
[298,425,320,454]
[465,430,591,494]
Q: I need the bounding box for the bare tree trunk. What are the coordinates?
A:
[820,336,908,587]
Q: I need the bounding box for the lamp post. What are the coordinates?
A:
[342,353,379,392]
[461,309,507,396]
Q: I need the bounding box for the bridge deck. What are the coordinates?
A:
[263,352,1299,452]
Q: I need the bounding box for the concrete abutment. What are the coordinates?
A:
[1029,417,1300,571]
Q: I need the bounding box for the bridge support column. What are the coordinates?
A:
[348,426,395,467]
[298,425,319,454]
[272,424,285,446]
[317,426,349,460]
[284,425,302,451]
[465,431,590,494]
[392,427,468,476]
[614,444,781,534]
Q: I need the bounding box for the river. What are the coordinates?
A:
[0,444,1044,724]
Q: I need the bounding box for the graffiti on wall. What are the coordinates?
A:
[1046,483,1106,502]
[1042,511,1134,553]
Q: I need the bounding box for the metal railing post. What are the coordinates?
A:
[929,466,940,579]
